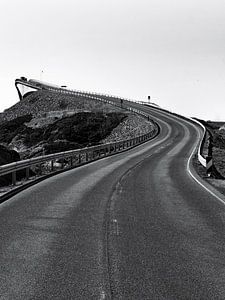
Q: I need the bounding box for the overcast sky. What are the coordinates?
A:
[0,0,225,120]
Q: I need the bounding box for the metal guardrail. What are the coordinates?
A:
[36,82,209,169]
[136,103,208,168]
[0,89,159,187]
[3,78,207,190]
[190,119,207,167]
[0,131,158,186]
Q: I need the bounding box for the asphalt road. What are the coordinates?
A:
[1,107,225,300]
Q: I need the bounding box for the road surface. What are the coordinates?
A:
[1,107,225,299]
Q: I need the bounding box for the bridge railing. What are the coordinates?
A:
[133,103,207,168]
[0,87,159,188]
[45,84,208,169]
[0,127,158,187]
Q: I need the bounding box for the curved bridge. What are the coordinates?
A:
[15,78,41,100]
[15,77,62,100]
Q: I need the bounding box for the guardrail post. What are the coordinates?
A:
[51,160,54,171]
[39,164,42,175]
[70,157,73,167]
[12,171,16,186]
[78,154,81,164]
[26,167,29,180]
[90,151,94,160]
[86,152,89,162]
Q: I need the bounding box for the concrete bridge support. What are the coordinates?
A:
[15,78,41,100]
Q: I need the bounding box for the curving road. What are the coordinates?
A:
[1,106,225,300]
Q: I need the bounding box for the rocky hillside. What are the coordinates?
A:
[0,90,156,187]
[0,111,127,160]
[0,90,155,162]
[101,114,155,143]
[0,145,20,166]
[197,119,225,177]
[0,90,120,124]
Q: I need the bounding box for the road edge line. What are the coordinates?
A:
[187,131,225,205]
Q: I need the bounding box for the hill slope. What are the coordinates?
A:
[0,90,120,124]
[0,90,154,162]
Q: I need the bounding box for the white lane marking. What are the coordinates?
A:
[112,219,119,236]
